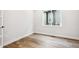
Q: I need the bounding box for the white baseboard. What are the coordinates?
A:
[56,34,79,40]
[3,32,33,46]
[34,32,79,40]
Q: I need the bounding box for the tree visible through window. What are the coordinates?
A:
[44,10,61,26]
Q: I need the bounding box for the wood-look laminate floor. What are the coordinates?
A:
[4,34,79,48]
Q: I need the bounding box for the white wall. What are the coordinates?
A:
[34,10,79,39]
[0,10,2,46]
[3,10,34,45]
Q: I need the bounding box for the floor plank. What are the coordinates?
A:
[4,34,79,48]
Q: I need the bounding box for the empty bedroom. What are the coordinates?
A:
[0,10,79,48]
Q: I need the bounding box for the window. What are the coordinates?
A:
[43,10,62,26]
